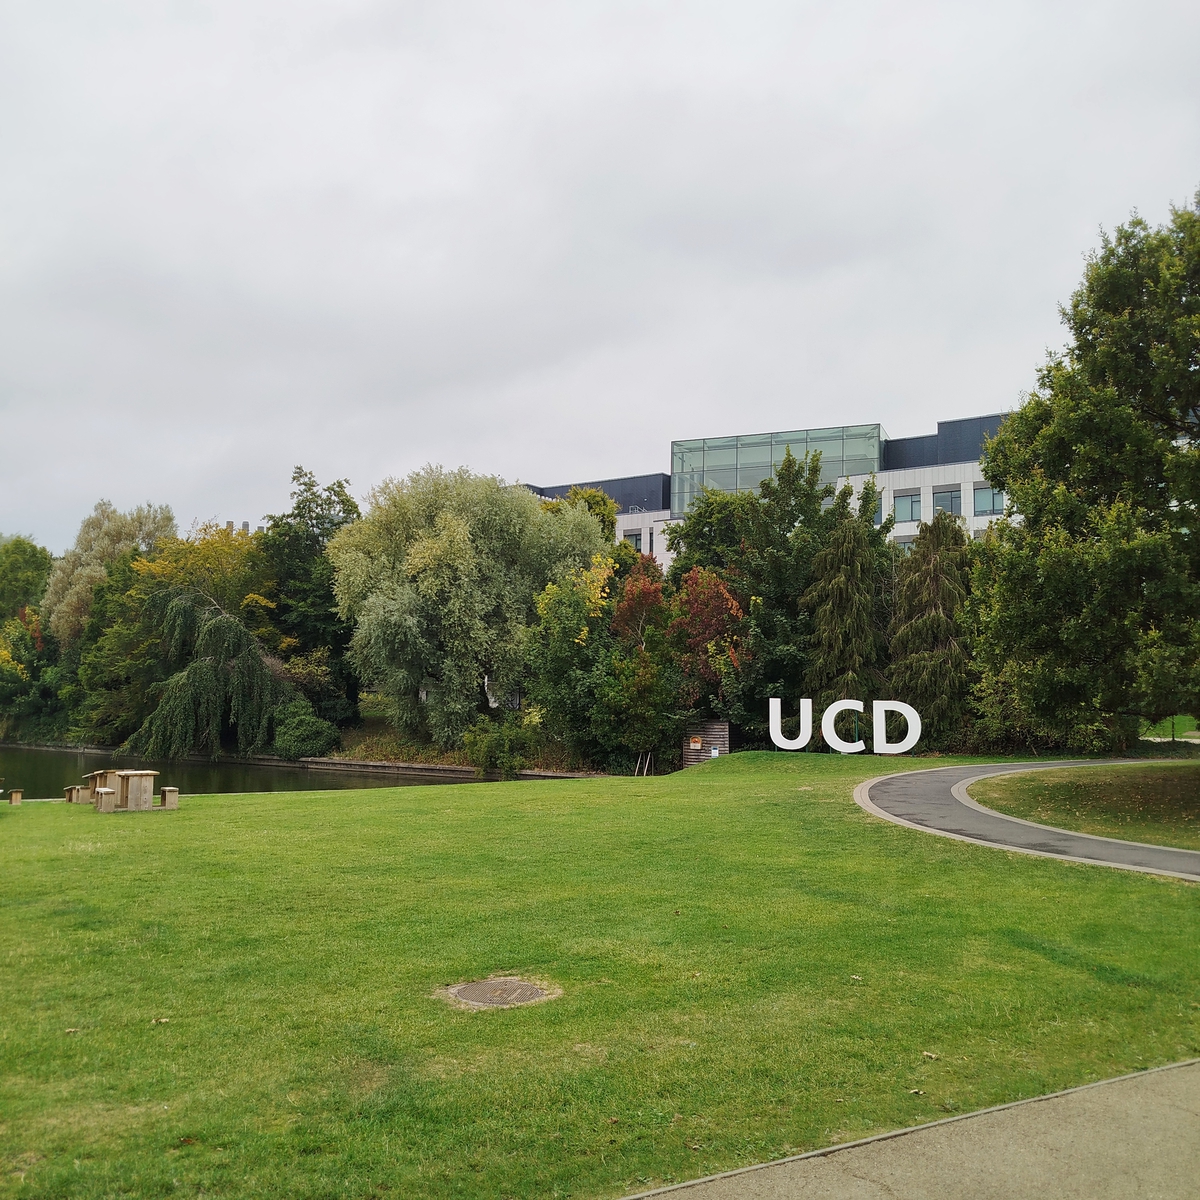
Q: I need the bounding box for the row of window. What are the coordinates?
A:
[878,486,1005,525]
[623,529,654,554]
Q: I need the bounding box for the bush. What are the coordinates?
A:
[463,714,539,780]
[273,698,340,760]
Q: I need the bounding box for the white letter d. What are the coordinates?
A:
[872,701,922,754]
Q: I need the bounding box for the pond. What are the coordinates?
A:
[0,744,469,800]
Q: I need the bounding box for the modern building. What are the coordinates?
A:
[531,411,1008,567]
[670,412,1008,545]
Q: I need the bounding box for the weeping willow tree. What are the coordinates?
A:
[125,588,293,759]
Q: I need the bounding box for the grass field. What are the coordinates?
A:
[2,753,1199,1199]
[970,762,1200,852]
[1142,714,1198,739]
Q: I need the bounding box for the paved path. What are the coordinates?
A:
[626,1060,1200,1199]
[854,761,1200,882]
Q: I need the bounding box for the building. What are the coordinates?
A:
[670,412,1007,545]
[529,473,676,570]
[531,411,1007,566]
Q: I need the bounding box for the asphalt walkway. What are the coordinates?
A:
[627,1060,1200,1199]
[855,760,1200,881]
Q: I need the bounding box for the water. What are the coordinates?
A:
[0,744,470,800]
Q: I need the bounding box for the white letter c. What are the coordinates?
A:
[821,700,865,753]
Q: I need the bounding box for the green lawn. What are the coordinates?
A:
[2,753,1199,1199]
[970,762,1200,851]
[1142,713,1198,739]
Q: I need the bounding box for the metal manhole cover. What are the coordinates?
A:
[448,978,550,1008]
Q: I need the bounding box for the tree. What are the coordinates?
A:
[974,194,1200,748]
[526,552,684,771]
[888,511,972,749]
[328,466,608,749]
[71,552,174,746]
[542,486,619,541]
[0,537,52,619]
[0,609,68,742]
[40,501,176,646]
[666,449,891,745]
[666,566,744,712]
[803,495,889,745]
[259,467,362,724]
[526,553,616,764]
[120,525,292,758]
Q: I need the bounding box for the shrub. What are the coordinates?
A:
[273,698,340,760]
[463,714,539,780]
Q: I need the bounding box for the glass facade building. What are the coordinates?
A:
[670,424,886,517]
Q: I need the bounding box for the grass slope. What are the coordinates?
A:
[2,753,1199,1199]
[971,762,1200,852]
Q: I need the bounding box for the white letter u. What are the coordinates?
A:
[769,698,812,750]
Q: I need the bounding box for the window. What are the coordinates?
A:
[894,537,916,555]
[624,531,642,552]
[973,486,1005,516]
[649,527,655,556]
[873,495,883,526]
[894,492,921,523]
[933,488,961,516]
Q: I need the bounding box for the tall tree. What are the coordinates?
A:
[328,466,607,749]
[975,194,1200,748]
[888,511,971,749]
[0,537,52,619]
[802,498,888,745]
[666,450,890,743]
[122,525,294,758]
[259,467,362,724]
[40,501,176,646]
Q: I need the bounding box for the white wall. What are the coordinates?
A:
[614,508,675,571]
[842,461,1002,541]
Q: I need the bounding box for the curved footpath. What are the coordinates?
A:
[855,760,1200,882]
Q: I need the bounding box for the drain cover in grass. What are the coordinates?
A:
[449,978,549,1008]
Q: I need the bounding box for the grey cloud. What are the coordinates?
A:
[1,1,1198,549]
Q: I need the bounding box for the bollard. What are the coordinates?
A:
[160,787,179,810]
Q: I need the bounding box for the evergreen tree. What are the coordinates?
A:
[259,467,361,725]
[665,450,893,744]
[888,511,971,749]
[802,501,887,746]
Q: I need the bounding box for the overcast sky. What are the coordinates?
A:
[2,1,1198,551]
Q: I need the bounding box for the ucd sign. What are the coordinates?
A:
[768,698,922,755]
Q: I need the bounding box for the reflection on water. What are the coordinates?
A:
[0,744,467,799]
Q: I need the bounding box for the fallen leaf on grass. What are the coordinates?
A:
[908,1089,925,1095]
[608,1117,619,1124]
[850,975,862,981]
[65,1028,80,1034]
[151,1017,170,1025]
[922,1051,939,1059]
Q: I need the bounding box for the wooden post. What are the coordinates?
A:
[159,787,179,810]
[7,789,21,806]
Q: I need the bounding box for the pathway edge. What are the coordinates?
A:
[621,1058,1200,1199]
[852,764,1200,882]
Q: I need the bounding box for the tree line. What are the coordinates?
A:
[2,196,1197,767]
